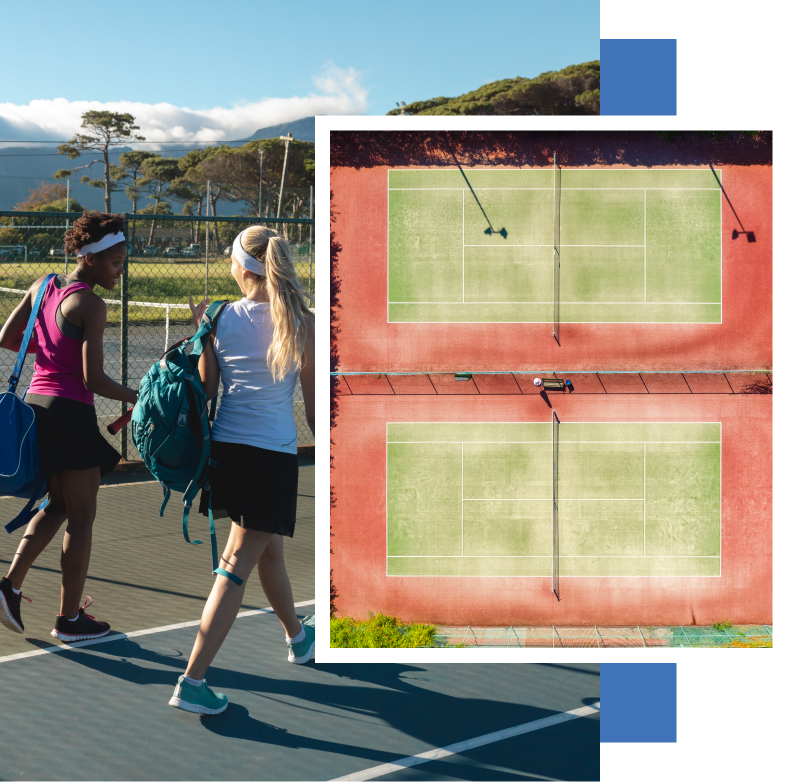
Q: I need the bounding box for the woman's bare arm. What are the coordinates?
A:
[197,333,220,400]
[0,276,45,352]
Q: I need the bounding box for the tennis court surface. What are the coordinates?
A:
[389,169,721,324]
[331,132,771,372]
[331,379,771,627]
[387,422,721,578]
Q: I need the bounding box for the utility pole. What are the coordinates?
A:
[276,133,293,221]
[65,178,71,274]
[258,149,264,218]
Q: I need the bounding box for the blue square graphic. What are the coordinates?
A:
[601,39,677,115]
[600,663,677,742]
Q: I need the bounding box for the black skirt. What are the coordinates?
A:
[24,393,121,477]
[198,439,299,536]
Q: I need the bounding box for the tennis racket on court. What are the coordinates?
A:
[107,407,134,435]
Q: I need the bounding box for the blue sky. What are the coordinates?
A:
[0,0,599,141]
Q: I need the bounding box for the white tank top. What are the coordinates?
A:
[210,298,299,454]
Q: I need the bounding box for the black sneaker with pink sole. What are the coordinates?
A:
[0,576,31,634]
[51,597,110,642]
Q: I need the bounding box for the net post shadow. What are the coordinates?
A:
[708,164,756,242]
[440,140,507,238]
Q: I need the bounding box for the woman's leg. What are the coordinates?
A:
[256,535,302,639]
[185,524,273,680]
[58,467,101,618]
[5,473,69,590]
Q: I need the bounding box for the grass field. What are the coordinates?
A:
[387,422,721,578]
[388,168,722,323]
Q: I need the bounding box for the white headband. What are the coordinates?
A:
[76,232,126,257]
[232,232,266,277]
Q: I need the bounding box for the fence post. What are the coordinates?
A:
[205,181,210,300]
[309,186,313,294]
[120,213,130,460]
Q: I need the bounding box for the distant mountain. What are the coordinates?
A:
[388,61,600,116]
[243,116,315,143]
[0,117,315,212]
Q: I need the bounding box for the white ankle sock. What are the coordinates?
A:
[287,625,305,644]
[12,587,21,595]
[183,675,204,687]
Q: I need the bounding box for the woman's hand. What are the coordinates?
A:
[188,296,210,330]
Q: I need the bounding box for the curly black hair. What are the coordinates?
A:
[64,211,125,254]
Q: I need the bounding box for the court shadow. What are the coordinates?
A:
[708,165,756,243]
[445,146,507,239]
[539,389,552,408]
[36,644,601,779]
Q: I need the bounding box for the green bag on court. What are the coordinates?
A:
[130,300,239,582]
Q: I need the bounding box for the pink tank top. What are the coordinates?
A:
[27,276,94,405]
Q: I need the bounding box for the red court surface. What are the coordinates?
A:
[330,131,771,373]
[330,385,771,626]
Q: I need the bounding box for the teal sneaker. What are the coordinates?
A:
[168,676,228,715]
[287,615,315,664]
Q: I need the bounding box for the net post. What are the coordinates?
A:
[552,410,559,600]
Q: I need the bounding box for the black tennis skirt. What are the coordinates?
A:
[24,393,121,477]
[198,439,299,536]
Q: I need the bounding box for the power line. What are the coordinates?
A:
[0,148,222,158]
[0,138,296,144]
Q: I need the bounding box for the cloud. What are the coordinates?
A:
[0,64,367,147]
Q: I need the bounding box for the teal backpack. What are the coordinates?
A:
[131,299,240,584]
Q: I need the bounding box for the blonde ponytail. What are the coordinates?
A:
[238,226,314,381]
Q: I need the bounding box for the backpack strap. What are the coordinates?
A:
[213,567,243,586]
[7,274,56,395]
[204,301,228,422]
[185,299,229,361]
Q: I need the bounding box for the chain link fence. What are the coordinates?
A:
[1,211,315,461]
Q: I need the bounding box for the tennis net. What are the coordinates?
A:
[552,410,559,599]
[552,152,560,342]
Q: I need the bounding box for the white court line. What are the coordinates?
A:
[462,244,644,247]
[0,599,315,665]
[389,187,721,191]
[644,189,647,302]
[331,703,600,781]
[389,301,721,305]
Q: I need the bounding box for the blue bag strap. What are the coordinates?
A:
[4,478,49,534]
[8,274,56,394]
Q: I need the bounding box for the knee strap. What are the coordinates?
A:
[213,567,243,586]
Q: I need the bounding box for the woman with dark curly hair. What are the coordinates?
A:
[0,211,138,641]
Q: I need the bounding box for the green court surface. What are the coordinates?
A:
[387,422,721,577]
[388,168,722,323]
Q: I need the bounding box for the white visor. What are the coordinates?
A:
[76,232,126,257]
[232,232,266,277]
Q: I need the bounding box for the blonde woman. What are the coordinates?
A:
[169,226,315,715]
